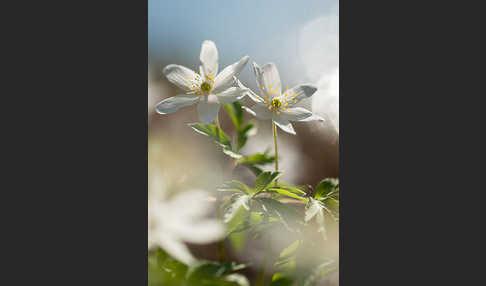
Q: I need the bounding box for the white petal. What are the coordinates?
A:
[299,114,325,122]
[253,62,281,94]
[236,78,264,105]
[165,190,213,219]
[273,117,296,135]
[155,94,199,114]
[213,56,249,93]
[174,219,226,244]
[279,107,313,122]
[200,40,218,76]
[197,98,220,124]
[215,87,247,104]
[242,105,272,119]
[163,64,202,91]
[282,84,318,105]
[156,233,196,265]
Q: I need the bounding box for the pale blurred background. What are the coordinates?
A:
[149,0,339,284]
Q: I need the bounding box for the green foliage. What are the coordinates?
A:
[148,249,188,286]
[179,105,340,285]
[269,273,294,286]
[236,151,275,165]
[237,151,275,177]
[301,261,337,286]
[267,185,308,203]
[304,178,340,240]
[254,197,302,231]
[223,102,257,152]
[188,123,242,159]
[218,180,252,195]
[148,248,249,286]
[314,178,339,200]
[253,171,281,194]
[186,261,248,286]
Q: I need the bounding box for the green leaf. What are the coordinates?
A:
[148,249,188,286]
[253,171,281,194]
[320,197,339,221]
[270,273,294,286]
[188,123,242,159]
[246,165,263,176]
[314,178,340,221]
[255,197,302,231]
[238,151,274,178]
[223,102,244,129]
[305,198,327,240]
[186,261,249,286]
[276,182,308,194]
[267,187,309,203]
[224,194,250,225]
[236,122,257,151]
[228,231,246,253]
[223,102,259,151]
[218,180,251,195]
[314,178,339,199]
[227,211,264,252]
[237,152,275,165]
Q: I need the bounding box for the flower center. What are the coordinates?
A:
[200,82,212,93]
[271,98,282,110]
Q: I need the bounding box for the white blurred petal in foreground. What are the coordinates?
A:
[148,188,225,265]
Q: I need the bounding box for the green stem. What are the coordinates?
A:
[215,115,221,129]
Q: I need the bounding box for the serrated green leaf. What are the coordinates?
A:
[305,198,322,222]
[253,171,281,194]
[237,152,275,165]
[255,197,302,231]
[320,197,339,221]
[224,194,250,224]
[268,187,309,203]
[314,178,339,199]
[218,180,251,195]
[305,198,328,239]
[188,123,242,158]
[276,182,308,194]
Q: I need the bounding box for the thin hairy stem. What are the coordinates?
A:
[215,115,221,129]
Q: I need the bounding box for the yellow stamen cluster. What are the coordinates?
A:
[261,85,300,115]
[186,69,215,96]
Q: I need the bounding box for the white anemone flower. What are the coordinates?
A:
[148,189,225,265]
[241,62,323,135]
[156,40,249,124]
